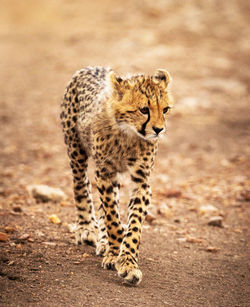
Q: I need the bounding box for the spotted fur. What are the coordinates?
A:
[60,66,173,285]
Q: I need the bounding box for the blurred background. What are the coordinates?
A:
[0,0,249,305]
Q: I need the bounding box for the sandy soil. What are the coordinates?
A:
[0,0,249,306]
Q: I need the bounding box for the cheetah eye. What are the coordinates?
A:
[163,106,170,114]
[140,107,149,115]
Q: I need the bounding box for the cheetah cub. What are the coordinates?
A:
[61,66,173,285]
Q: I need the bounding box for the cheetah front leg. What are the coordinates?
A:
[116,175,151,285]
[95,172,125,270]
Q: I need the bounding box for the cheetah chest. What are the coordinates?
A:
[92,133,141,173]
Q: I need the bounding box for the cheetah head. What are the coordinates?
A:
[109,69,173,140]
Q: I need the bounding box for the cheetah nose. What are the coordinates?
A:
[153,127,164,135]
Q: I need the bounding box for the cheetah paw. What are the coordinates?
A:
[102,253,118,270]
[96,240,109,257]
[75,227,97,247]
[116,257,142,286]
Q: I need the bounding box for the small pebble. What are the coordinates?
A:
[49,214,61,224]
[145,213,156,224]
[4,226,16,233]
[28,184,66,202]
[20,234,30,240]
[165,189,182,198]
[42,242,57,246]
[186,236,203,244]
[208,216,223,228]
[177,237,187,243]
[0,232,8,242]
[206,246,220,253]
[12,205,22,213]
[199,205,218,215]
[157,204,172,218]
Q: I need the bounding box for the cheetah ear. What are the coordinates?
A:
[109,71,123,86]
[109,71,125,100]
[153,69,172,89]
[109,71,124,99]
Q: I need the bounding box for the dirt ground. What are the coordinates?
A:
[0,0,249,306]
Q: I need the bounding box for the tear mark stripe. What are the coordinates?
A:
[138,110,150,136]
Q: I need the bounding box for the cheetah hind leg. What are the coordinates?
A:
[95,205,109,256]
[64,122,98,247]
[75,221,98,247]
[74,177,98,247]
